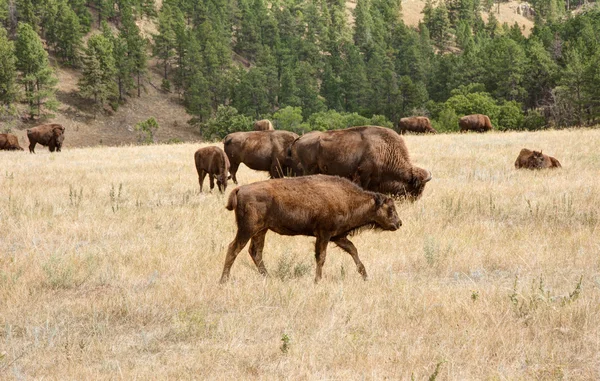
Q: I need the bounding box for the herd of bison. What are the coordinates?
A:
[1,114,562,283]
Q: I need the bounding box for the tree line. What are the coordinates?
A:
[1,0,599,137]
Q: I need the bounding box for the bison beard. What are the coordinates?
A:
[219,175,402,284]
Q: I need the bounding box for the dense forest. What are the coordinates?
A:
[0,0,599,139]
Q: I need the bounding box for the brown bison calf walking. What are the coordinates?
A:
[27,124,65,153]
[0,133,24,151]
[219,175,402,283]
[515,149,561,170]
[398,116,437,134]
[459,114,493,133]
[194,146,230,193]
[253,119,274,131]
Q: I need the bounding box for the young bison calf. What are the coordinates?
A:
[515,149,561,170]
[194,146,230,193]
[220,174,402,283]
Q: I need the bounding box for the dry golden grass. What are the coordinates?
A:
[1,129,599,379]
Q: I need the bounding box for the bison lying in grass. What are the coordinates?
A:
[219,175,401,284]
[0,133,24,151]
[194,146,230,193]
[515,149,561,170]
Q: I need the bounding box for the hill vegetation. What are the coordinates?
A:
[1,0,600,145]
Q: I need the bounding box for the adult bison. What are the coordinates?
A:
[515,149,561,170]
[253,119,274,131]
[219,175,401,283]
[459,114,493,133]
[398,116,437,134]
[194,146,230,193]
[289,126,432,200]
[0,133,24,151]
[223,130,298,183]
[27,124,65,153]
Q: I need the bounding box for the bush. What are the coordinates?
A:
[497,101,524,130]
[135,117,159,144]
[199,105,253,141]
[522,109,547,130]
[273,106,305,134]
[433,107,458,132]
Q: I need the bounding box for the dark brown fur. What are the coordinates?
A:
[398,116,437,134]
[459,114,493,133]
[223,130,299,183]
[515,149,561,170]
[220,175,401,283]
[27,124,65,153]
[253,119,274,131]
[288,126,432,200]
[194,146,231,193]
[0,134,24,151]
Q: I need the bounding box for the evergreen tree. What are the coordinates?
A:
[353,0,374,53]
[153,4,176,80]
[483,36,527,102]
[54,0,83,65]
[78,34,117,109]
[121,7,147,97]
[524,38,558,108]
[0,27,17,105]
[427,2,452,51]
[558,47,590,125]
[15,22,58,118]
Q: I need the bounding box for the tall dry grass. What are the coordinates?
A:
[1,129,599,379]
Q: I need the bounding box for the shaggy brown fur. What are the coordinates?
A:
[459,114,494,133]
[194,146,231,193]
[0,134,24,151]
[27,124,65,153]
[253,119,274,131]
[220,175,401,283]
[288,126,432,200]
[398,116,437,134]
[223,130,299,183]
[515,149,562,170]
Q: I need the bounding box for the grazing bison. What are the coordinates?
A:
[223,130,299,183]
[219,175,401,283]
[253,119,274,131]
[459,114,493,133]
[194,146,231,193]
[398,116,437,134]
[515,149,561,170]
[0,133,24,151]
[27,124,65,153]
[288,126,432,200]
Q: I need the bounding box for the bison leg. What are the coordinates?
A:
[248,229,268,277]
[209,174,215,191]
[314,235,331,283]
[229,162,240,184]
[333,237,367,280]
[198,169,207,193]
[29,142,36,153]
[219,230,253,284]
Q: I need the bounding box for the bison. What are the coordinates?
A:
[253,119,274,131]
[219,175,401,283]
[459,114,493,133]
[194,146,231,193]
[27,124,65,153]
[514,149,561,170]
[398,116,437,134]
[0,133,24,151]
[223,130,299,183]
[288,126,432,200]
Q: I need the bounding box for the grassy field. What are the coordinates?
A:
[1,129,599,379]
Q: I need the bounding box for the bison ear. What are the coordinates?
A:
[374,193,385,208]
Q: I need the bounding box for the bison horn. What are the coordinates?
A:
[424,170,432,183]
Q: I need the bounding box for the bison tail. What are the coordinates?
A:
[226,188,239,211]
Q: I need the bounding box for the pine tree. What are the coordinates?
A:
[121,7,148,97]
[153,4,176,80]
[428,2,452,51]
[353,0,374,53]
[525,38,558,108]
[15,22,58,118]
[78,34,117,110]
[54,0,83,65]
[0,27,17,105]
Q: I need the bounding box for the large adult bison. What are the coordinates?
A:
[194,146,230,193]
[289,126,432,200]
[0,133,24,151]
[219,175,401,283]
[515,149,561,170]
[27,124,65,153]
[459,114,493,133]
[398,116,437,134]
[223,130,298,183]
[253,119,274,131]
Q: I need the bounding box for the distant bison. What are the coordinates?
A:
[398,116,437,134]
[194,146,230,193]
[289,126,432,200]
[253,119,274,131]
[219,175,401,283]
[515,149,561,170]
[459,114,493,133]
[27,124,65,153]
[223,130,299,183]
[0,133,24,151]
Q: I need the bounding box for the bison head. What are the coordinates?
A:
[379,167,432,201]
[528,151,546,169]
[373,193,402,231]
